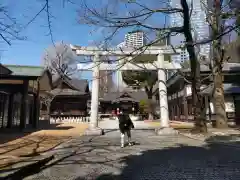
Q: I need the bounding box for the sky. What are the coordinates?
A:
[0,0,124,82]
[0,0,167,83]
[0,0,99,81]
[1,0,237,83]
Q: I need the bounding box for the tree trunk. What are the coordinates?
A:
[190,62,207,133]
[181,0,207,133]
[212,71,228,128]
[147,98,154,121]
[211,0,228,128]
[145,86,154,121]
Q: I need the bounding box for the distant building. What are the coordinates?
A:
[49,75,90,122]
[169,0,210,63]
[166,63,240,125]
[124,30,147,48]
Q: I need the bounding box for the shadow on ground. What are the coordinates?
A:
[0,120,73,144]
[0,120,74,174]
[2,133,240,180]
[75,135,240,180]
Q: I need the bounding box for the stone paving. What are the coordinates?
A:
[24,130,240,180]
[98,119,193,129]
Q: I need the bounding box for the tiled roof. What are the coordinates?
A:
[182,63,240,72]
[112,97,139,103]
[52,74,89,94]
[3,64,46,77]
[167,63,240,88]
[50,88,87,96]
[201,83,240,95]
[101,91,148,102]
[64,78,89,92]
[0,64,12,75]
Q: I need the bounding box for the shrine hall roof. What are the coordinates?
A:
[62,77,89,93]
[50,88,88,96]
[201,83,240,95]
[181,63,240,73]
[101,90,149,102]
[0,64,12,75]
[167,63,240,88]
[3,64,46,77]
[51,74,89,95]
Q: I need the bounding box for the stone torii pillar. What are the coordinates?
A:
[155,54,177,135]
[85,53,104,135]
[157,54,169,128]
[71,45,180,135]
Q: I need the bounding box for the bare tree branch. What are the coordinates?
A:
[42,42,77,78]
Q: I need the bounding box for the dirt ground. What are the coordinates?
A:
[0,123,88,169]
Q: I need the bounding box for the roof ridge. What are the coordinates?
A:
[4,64,44,68]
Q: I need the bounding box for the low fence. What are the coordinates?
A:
[49,116,90,123]
[40,114,150,124]
[172,112,237,125]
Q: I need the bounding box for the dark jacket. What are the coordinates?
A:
[118,113,134,133]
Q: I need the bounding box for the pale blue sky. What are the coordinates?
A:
[0,0,119,80]
[0,0,237,66]
[0,0,166,81]
[1,0,88,65]
[1,1,236,82]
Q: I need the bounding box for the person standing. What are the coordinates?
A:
[117,110,134,148]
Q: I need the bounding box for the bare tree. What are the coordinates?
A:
[208,0,228,128]
[78,0,209,132]
[42,42,77,78]
[39,91,56,120]
[77,0,240,132]
[40,42,78,119]
[205,0,240,128]
[0,4,26,45]
[0,0,52,46]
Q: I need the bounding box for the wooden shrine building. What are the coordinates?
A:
[0,64,52,130]
[100,90,159,115]
[166,63,240,125]
[49,75,90,122]
[100,91,141,114]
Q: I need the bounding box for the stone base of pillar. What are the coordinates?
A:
[84,127,104,136]
[155,127,178,136]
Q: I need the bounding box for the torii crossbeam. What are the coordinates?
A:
[71,45,181,135]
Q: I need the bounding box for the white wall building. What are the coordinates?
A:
[124,30,147,48]
[115,41,127,91]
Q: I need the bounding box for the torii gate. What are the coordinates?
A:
[70,45,180,135]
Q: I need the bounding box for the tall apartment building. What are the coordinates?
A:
[124,30,147,48]
[169,0,210,63]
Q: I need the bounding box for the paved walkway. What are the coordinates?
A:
[23,130,240,180]
[99,119,193,129]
